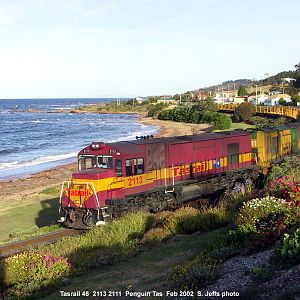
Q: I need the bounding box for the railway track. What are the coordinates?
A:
[0,228,81,259]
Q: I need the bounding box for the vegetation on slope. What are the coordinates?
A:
[1,157,300,299]
[156,100,232,130]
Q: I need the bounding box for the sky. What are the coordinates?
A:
[0,0,299,98]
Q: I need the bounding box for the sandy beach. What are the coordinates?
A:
[0,116,211,204]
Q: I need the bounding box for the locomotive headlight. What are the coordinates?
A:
[90,142,104,150]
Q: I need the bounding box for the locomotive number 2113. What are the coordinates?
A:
[128,176,143,186]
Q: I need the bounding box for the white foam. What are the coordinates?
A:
[0,152,77,171]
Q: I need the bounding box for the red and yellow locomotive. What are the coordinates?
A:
[59,130,255,228]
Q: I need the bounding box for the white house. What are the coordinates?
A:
[232,96,247,104]
[248,95,269,105]
[264,94,292,106]
[213,93,234,104]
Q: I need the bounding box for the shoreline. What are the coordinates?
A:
[0,114,211,203]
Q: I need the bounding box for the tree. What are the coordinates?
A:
[192,99,217,113]
[291,94,300,105]
[212,113,232,130]
[278,98,286,106]
[238,86,248,96]
[233,102,256,122]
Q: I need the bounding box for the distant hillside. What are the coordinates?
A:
[195,61,300,94]
[197,79,254,93]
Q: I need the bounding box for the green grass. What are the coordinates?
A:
[39,186,61,196]
[0,224,61,246]
[44,228,226,299]
[78,103,149,114]
[0,195,60,243]
[214,122,255,132]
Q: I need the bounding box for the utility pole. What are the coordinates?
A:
[255,85,259,106]
[222,86,224,105]
[179,93,182,104]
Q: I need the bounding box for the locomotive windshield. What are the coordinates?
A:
[78,155,97,171]
[78,155,113,171]
[97,155,113,169]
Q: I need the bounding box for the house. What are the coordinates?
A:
[157,96,177,104]
[194,91,209,100]
[264,94,292,106]
[213,93,234,104]
[232,96,247,104]
[281,78,296,84]
[248,95,269,105]
[268,94,291,105]
[134,97,144,104]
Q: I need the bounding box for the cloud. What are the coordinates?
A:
[82,0,121,19]
[26,0,84,11]
[0,5,24,31]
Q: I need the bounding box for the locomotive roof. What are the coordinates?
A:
[256,123,300,132]
[104,130,249,154]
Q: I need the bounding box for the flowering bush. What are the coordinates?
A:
[236,196,294,234]
[267,176,300,207]
[3,252,73,298]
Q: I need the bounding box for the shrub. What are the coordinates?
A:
[277,228,300,266]
[236,196,294,233]
[164,206,227,235]
[150,210,174,230]
[201,111,218,123]
[37,212,152,271]
[201,112,232,130]
[267,176,300,207]
[210,113,232,130]
[147,103,168,118]
[192,100,218,113]
[3,252,73,298]
[233,102,256,122]
[141,228,172,245]
[169,253,221,291]
[268,157,300,183]
[157,109,170,120]
[164,207,200,234]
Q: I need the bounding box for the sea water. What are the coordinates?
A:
[0,98,158,180]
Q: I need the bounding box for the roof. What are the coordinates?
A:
[269,94,291,99]
[97,131,250,155]
[256,123,300,133]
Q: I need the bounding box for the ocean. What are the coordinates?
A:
[0,98,158,180]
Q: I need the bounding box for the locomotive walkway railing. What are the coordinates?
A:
[217,103,300,120]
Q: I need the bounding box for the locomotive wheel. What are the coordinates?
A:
[82,213,97,227]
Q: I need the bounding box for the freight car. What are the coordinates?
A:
[250,124,300,171]
[58,124,300,229]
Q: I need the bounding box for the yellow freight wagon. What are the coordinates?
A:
[250,124,300,172]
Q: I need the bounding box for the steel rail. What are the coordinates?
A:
[0,228,81,260]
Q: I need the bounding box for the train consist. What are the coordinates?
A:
[59,123,300,229]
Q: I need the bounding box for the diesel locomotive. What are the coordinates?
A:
[59,123,300,229]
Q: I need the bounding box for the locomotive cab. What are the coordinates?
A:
[59,142,126,229]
